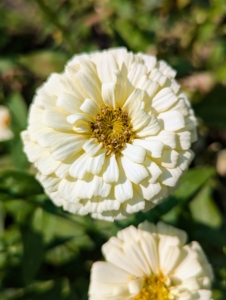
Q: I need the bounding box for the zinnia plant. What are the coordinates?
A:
[21,48,197,221]
[89,221,213,300]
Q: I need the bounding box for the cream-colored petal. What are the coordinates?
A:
[160,167,183,187]
[86,149,105,175]
[101,82,116,108]
[152,87,178,113]
[139,180,161,200]
[159,245,181,275]
[121,143,146,163]
[122,88,145,113]
[133,139,164,158]
[136,115,161,137]
[178,150,194,171]
[140,233,159,274]
[92,175,111,197]
[158,110,185,131]
[155,149,179,168]
[105,247,144,277]
[121,156,148,184]
[123,240,150,274]
[56,92,82,113]
[144,158,162,183]
[91,261,131,283]
[69,152,89,179]
[82,138,102,156]
[96,52,118,83]
[50,135,86,161]
[103,155,119,183]
[67,113,92,124]
[80,98,100,117]
[42,109,72,131]
[127,62,147,86]
[114,158,133,203]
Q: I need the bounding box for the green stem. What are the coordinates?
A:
[34,0,75,54]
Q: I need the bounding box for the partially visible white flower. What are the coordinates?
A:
[0,106,14,141]
[21,48,197,221]
[89,221,213,300]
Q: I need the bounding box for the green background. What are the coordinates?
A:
[0,0,226,299]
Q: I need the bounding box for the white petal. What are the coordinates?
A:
[144,158,162,183]
[196,290,212,300]
[74,66,101,102]
[131,107,152,131]
[140,233,159,274]
[96,52,119,83]
[136,115,161,137]
[159,245,181,275]
[136,76,159,98]
[157,222,187,247]
[82,138,103,156]
[147,130,176,148]
[155,149,179,168]
[42,109,72,131]
[36,173,60,193]
[178,150,194,171]
[67,113,92,124]
[69,152,89,179]
[75,173,95,199]
[101,82,116,108]
[50,135,86,161]
[91,261,131,283]
[125,186,145,214]
[92,175,111,197]
[121,143,146,163]
[139,180,161,200]
[80,98,100,116]
[176,131,191,150]
[133,139,164,158]
[114,158,133,203]
[56,92,82,113]
[58,177,79,203]
[106,247,144,277]
[128,278,144,294]
[121,156,148,184]
[158,110,185,131]
[127,62,147,86]
[103,155,119,183]
[117,225,140,242]
[123,240,150,274]
[122,89,145,113]
[86,149,105,175]
[160,167,183,187]
[152,87,178,113]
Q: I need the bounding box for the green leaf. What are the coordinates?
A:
[194,85,226,130]
[7,92,27,131]
[18,51,68,78]
[189,183,223,228]
[0,170,43,197]
[21,227,44,285]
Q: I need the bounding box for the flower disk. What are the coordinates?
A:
[21,48,197,221]
[89,222,214,300]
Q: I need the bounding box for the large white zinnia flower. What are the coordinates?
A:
[89,221,213,300]
[0,106,14,141]
[21,48,197,221]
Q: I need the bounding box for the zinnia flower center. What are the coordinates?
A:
[91,106,134,156]
[134,273,170,300]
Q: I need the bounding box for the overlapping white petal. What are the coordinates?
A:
[21,48,197,220]
[89,222,213,300]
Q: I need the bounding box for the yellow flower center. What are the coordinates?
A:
[91,106,134,156]
[134,273,171,300]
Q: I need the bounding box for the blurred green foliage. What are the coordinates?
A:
[0,0,226,299]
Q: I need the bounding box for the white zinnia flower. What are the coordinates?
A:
[0,106,14,141]
[21,48,197,221]
[89,221,214,300]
